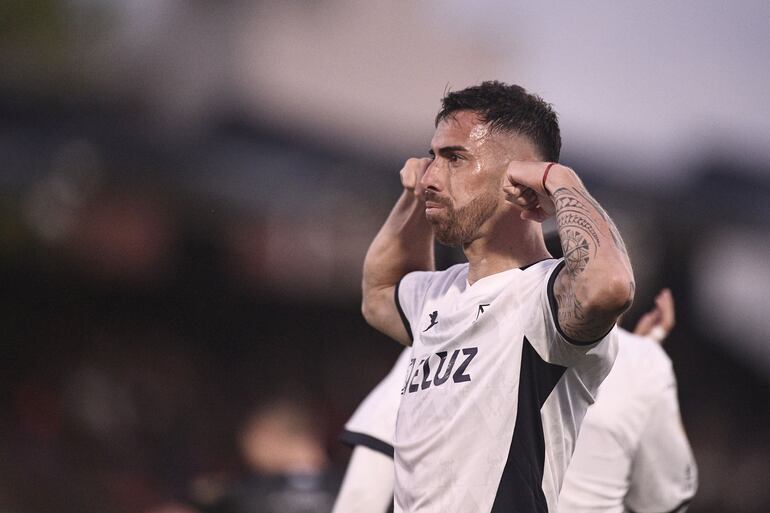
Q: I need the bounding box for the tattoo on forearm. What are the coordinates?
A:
[551,186,631,340]
[568,187,628,255]
[552,187,601,276]
[561,228,591,274]
[555,283,608,340]
[556,288,585,322]
[552,186,629,272]
[558,213,601,246]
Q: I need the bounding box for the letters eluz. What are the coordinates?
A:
[401,347,479,394]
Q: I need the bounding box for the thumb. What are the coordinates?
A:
[634,310,661,336]
[520,206,550,223]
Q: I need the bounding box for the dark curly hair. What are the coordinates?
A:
[436,81,561,162]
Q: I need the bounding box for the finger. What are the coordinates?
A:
[512,195,537,208]
[418,160,433,196]
[400,167,415,189]
[656,288,676,331]
[504,190,537,211]
[400,164,417,189]
[633,310,660,336]
[521,187,538,202]
[505,185,539,203]
[401,158,432,191]
[520,206,549,223]
[505,170,524,186]
[505,194,539,211]
[506,161,566,197]
[503,185,523,197]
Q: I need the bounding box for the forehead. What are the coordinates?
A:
[433,110,542,161]
[431,111,489,148]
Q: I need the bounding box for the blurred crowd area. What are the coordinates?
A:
[3,89,769,513]
[2,1,770,513]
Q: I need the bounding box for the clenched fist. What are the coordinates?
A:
[399,158,432,197]
[503,161,566,222]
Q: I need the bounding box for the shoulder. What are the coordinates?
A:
[525,257,562,280]
[616,330,673,371]
[436,262,469,280]
[613,329,675,390]
[508,257,562,297]
[397,264,469,325]
[402,263,468,290]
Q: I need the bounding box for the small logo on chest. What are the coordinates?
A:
[423,310,439,332]
[475,303,490,322]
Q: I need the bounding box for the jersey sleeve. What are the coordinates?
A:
[340,347,412,454]
[624,369,698,513]
[534,259,618,372]
[395,271,435,343]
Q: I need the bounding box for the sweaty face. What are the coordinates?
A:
[422,112,509,247]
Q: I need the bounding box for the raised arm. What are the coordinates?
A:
[361,158,435,345]
[633,288,675,343]
[505,162,635,343]
[625,291,697,512]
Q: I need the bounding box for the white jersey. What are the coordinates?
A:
[559,331,698,513]
[340,347,412,457]
[393,259,617,513]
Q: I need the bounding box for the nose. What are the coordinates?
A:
[419,159,443,193]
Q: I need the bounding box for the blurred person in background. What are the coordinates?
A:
[559,289,697,512]
[332,289,696,513]
[203,398,337,513]
[360,81,633,512]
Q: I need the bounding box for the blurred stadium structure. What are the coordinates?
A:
[1,1,768,512]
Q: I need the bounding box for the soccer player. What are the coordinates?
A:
[559,289,698,513]
[360,82,634,512]
[333,290,697,513]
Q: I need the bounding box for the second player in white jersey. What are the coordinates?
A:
[559,292,698,513]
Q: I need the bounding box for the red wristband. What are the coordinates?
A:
[542,162,556,196]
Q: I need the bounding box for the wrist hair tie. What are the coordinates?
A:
[542,162,557,196]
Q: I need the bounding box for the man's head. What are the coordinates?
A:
[435,81,561,163]
[421,82,560,246]
[238,398,327,474]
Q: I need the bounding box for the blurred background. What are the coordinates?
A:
[1,1,769,512]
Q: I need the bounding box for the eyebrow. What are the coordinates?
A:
[428,145,469,157]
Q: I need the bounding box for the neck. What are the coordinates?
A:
[462,216,551,285]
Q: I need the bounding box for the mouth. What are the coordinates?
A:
[424,200,449,219]
[423,190,450,212]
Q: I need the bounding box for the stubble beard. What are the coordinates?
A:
[430,191,499,247]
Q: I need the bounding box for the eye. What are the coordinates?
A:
[448,154,461,163]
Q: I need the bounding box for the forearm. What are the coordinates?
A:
[362,190,435,296]
[547,166,635,341]
[360,189,434,342]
